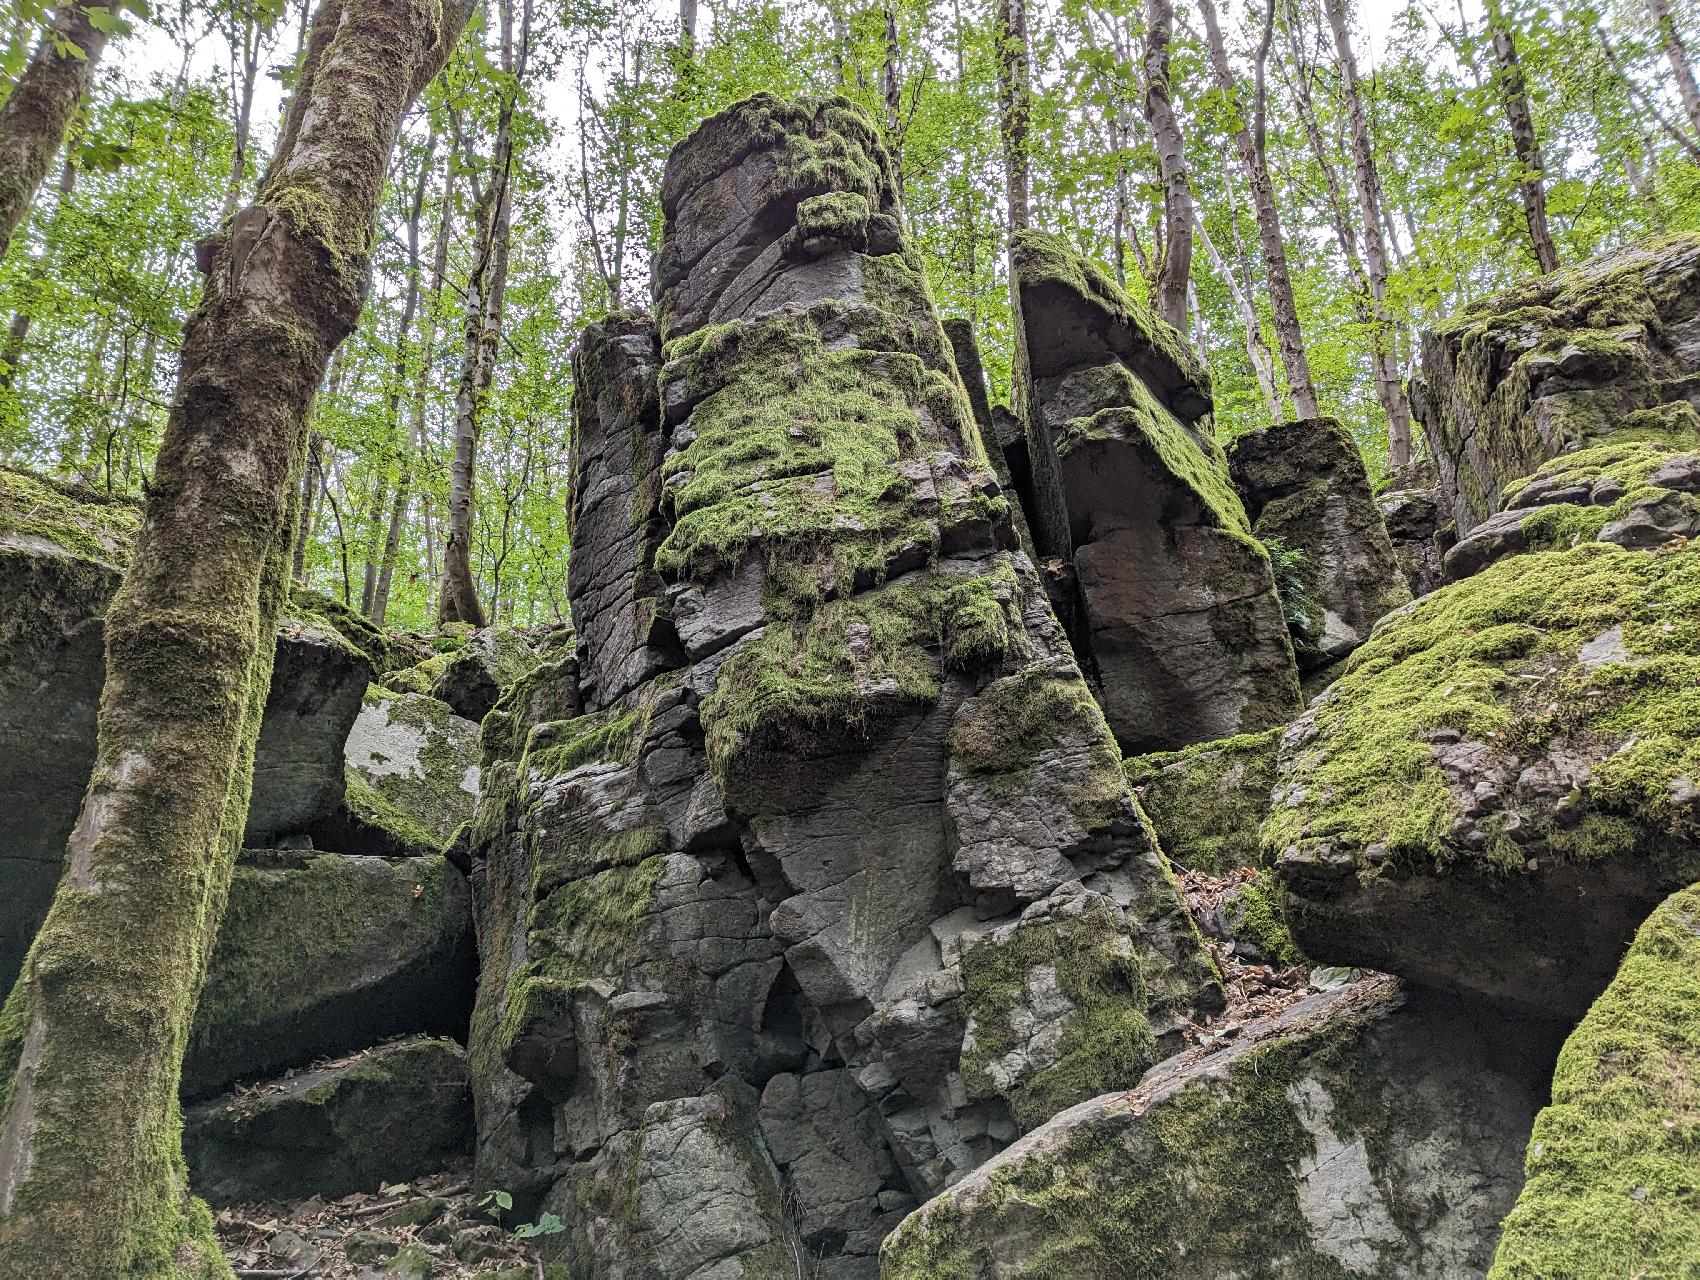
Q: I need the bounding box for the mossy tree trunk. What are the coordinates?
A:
[0,1,110,262]
[0,0,469,1272]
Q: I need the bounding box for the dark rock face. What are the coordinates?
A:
[1378,484,1448,597]
[1268,543,1700,1022]
[0,469,376,987]
[882,978,1566,1278]
[464,94,1220,1277]
[428,628,539,724]
[1411,234,1700,539]
[184,849,475,1098]
[1229,416,1411,668]
[1010,231,1301,753]
[184,1037,473,1206]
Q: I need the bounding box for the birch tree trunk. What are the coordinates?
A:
[1644,0,1700,140]
[1196,210,1281,424]
[1142,0,1192,332]
[439,0,531,626]
[1323,0,1414,467]
[1198,0,1318,419]
[0,1,110,260]
[1484,0,1559,273]
[0,0,468,1272]
[0,158,75,388]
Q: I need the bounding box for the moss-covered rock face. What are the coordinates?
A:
[0,466,379,987]
[881,978,1567,1278]
[183,1037,472,1206]
[1411,233,1700,538]
[184,849,475,1098]
[1126,728,1282,875]
[1489,882,1700,1278]
[1269,541,1700,1019]
[1011,230,1301,753]
[466,93,1221,1275]
[1230,417,1412,668]
[330,687,481,852]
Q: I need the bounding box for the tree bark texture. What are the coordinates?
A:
[1485,0,1559,273]
[0,0,468,1272]
[1142,0,1192,332]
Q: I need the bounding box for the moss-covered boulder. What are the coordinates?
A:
[1269,542,1700,1019]
[1489,882,1700,1278]
[1230,416,1412,667]
[1012,230,1301,753]
[318,686,482,855]
[0,467,378,987]
[1444,436,1700,580]
[881,977,1566,1278]
[1411,233,1700,537]
[1127,728,1282,875]
[183,1037,472,1206]
[426,627,539,723]
[183,850,474,1097]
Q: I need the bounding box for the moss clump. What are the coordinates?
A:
[654,306,976,587]
[1127,728,1282,875]
[958,896,1158,1132]
[1262,542,1700,879]
[0,465,141,564]
[282,585,397,672]
[1230,870,1307,969]
[1489,883,1700,1278]
[703,563,1021,780]
[793,190,870,242]
[1493,433,1700,556]
[883,997,1382,1277]
[340,771,444,856]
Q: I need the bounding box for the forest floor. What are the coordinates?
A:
[215,1167,548,1279]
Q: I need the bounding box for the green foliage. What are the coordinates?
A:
[1257,533,1320,645]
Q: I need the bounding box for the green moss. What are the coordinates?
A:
[1009,229,1211,405]
[0,465,141,564]
[1261,543,1700,880]
[281,585,396,671]
[1489,883,1700,1278]
[341,770,444,856]
[1231,870,1307,969]
[1127,729,1282,875]
[884,1002,1378,1278]
[793,190,869,241]
[958,896,1158,1133]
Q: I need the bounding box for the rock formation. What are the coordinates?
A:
[1008,231,1301,753]
[462,95,1220,1276]
[1412,233,1700,544]
[1228,415,1410,667]
[881,977,1565,1277]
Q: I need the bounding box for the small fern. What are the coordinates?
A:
[1258,534,1320,645]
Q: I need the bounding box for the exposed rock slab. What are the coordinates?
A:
[184,849,475,1098]
[881,977,1565,1278]
[1011,230,1300,752]
[1230,415,1411,667]
[184,1037,473,1206]
[1490,882,1700,1277]
[1269,543,1700,1020]
[1378,483,1448,597]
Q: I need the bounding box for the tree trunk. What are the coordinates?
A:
[221,12,263,222]
[439,0,530,628]
[1323,0,1413,467]
[1196,210,1282,424]
[1198,0,1318,419]
[0,157,75,388]
[881,6,903,190]
[1645,0,1700,140]
[679,0,696,53]
[1484,0,1559,273]
[0,1,110,261]
[0,0,468,1271]
[1142,0,1192,332]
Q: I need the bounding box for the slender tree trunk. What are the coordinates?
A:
[881,6,903,190]
[292,434,320,583]
[439,0,530,627]
[679,0,696,52]
[222,13,263,222]
[0,1,110,261]
[1323,0,1413,466]
[0,0,468,1271]
[1141,0,1192,332]
[1645,0,1700,140]
[0,157,75,388]
[1484,0,1559,273]
[1196,211,1282,424]
[1199,0,1318,419]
